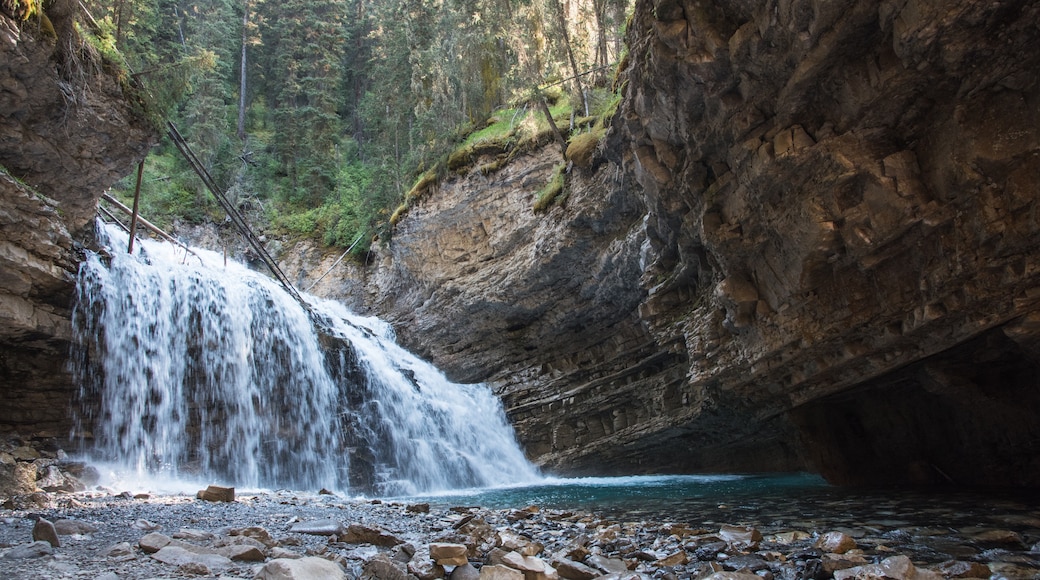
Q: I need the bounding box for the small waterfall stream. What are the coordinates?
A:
[71,222,540,495]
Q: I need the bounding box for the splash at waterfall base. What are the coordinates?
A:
[69,223,538,495]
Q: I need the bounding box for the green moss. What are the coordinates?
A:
[533,163,567,212]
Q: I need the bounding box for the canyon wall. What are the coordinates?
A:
[0,11,155,435]
[304,0,1040,486]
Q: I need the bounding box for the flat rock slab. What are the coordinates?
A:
[289,519,345,536]
[256,556,349,580]
[151,545,232,569]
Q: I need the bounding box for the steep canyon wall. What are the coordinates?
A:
[0,11,155,435]
[307,0,1040,486]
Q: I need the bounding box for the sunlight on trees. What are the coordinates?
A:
[90,0,632,252]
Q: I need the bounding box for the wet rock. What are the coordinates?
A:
[32,517,60,547]
[257,556,349,580]
[970,529,1025,548]
[290,518,345,536]
[431,542,470,566]
[692,541,728,561]
[408,503,432,513]
[11,446,40,461]
[344,523,406,546]
[451,563,481,580]
[480,565,525,580]
[723,555,768,572]
[53,519,98,535]
[139,532,172,553]
[587,554,628,574]
[768,531,811,545]
[554,558,600,580]
[409,547,446,580]
[196,484,235,502]
[655,550,688,567]
[931,560,992,578]
[816,531,857,554]
[719,525,762,550]
[821,553,868,574]
[502,552,558,580]
[2,540,53,560]
[833,555,940,580]
[151,545,232,570]
[702,573,762,580]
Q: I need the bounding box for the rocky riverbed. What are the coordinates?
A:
[2,437,1040,579]
[1,482,1039,580]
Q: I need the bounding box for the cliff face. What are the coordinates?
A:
[309,0,1040,486]
[0,12,155,435]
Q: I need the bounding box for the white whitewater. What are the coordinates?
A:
[71,222,540,495]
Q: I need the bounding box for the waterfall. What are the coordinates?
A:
[70,222,540,495]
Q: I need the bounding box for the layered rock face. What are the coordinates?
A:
[320,0,1040,486]
[0,13,155,435]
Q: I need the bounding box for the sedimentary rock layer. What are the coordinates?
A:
[0,12,155,434]
[329,0,1040,486]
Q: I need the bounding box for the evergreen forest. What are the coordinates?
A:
[88,0,632,252]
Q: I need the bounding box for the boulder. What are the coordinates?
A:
[2,540,53,560]
[451,563,481,580]
[231,525,278,547]
[196,484,235,502]
[816,531,858,554]
[221,543,266,562]
[834,555,940,580]
[719,525,762,549]
[53,519,99,535]
[554,558,599,580]
[344,523,405,546]
[256,556,349,580]
[409,547,446,580]
[103,542,134,560]
[32,517,60,547]
[479,565,525,580]
[138,532,172,553]
[430,543,469,566]
[586,554,628,574]
[361,552,413,580]
[931,560,992,579]
[151,545,231,570]
[0,461,37,496]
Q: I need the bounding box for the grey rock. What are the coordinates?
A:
[2,540,54,560]
[256,556,349,580]
[32,517,60,547]
[451,563,481,580]
[289,518,344,536]
[150,545,231,569]
[53,519,99,535]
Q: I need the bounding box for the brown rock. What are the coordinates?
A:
[344,523,405,547]
[554,559,599,580]
[719,525,762,549]
[32,517,60,547]
[479,565,525,580]
[195,484,235,502]
[655,551,688,567]
[816,531,857,554]
[430,543,470,566]
[257,556,348,580]
[138,532,172,554]
[932,560,992,579]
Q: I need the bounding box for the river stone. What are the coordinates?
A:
[221,543,266,562]
[718,525,762,549]
[362,552,412,580]
[344,523,405,546]
[555,558,599,580]
[196,484,235,502]
[151,545,232,569]
[816,531,857,554]
[822,553,868,573]
[256,556,348,580]
[451,563,481,580]
[104,541,134,559]
[431,543,469,566]
[656,550,688,567]
[53,519,99,535]
[11,446,40,461]
[409,547,446,580]
[173,528,215,541]
[701,573,762,580]
[586,554,628,574]
[289,518,344,536]
[230,525,277,547]
[833,555,931,580]
[3,540,54,560]
[139,532,172,553]
[32,517,60,547]
[932,560,992,578]
[271,547,304,559]
[479,565,525,580]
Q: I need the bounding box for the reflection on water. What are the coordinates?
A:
[399,473,1040,541]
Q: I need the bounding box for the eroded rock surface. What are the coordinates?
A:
[0,11,155,435]
[307,0,1040,486]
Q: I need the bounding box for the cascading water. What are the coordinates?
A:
[71,221,540,495]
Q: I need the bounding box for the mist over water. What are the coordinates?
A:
[70,222,540,495]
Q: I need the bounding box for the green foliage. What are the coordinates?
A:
[108,153,221,228]
[86,0,634,248]
[533,163,567,212]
